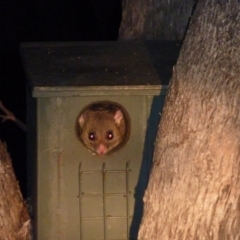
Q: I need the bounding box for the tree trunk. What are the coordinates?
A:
[119,0,195,40]
[138,0,240,239]
[0,141,31,240]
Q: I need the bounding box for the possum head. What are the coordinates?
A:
[78,107,125,155]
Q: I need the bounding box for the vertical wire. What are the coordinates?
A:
[79,162,83,240]
[102,163,107,239]
[126,161,130,238]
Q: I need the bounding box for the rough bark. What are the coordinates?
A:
[0,141,31,240]
[138,0,240,239]
[119,0,195,40]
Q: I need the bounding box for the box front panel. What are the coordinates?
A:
[37,94,164,239]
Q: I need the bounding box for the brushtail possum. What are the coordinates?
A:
[77,102,129,155]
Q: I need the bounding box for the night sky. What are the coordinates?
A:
[0,0,122,198]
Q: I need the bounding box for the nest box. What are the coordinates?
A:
[21,41,180,240]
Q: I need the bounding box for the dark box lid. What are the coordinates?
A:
[20,41,180,97]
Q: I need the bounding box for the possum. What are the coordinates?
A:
[78,102,128,155]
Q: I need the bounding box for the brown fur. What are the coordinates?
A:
[78,103,127,155]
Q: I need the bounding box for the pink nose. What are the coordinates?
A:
[96,144,107,155]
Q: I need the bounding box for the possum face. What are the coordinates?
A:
[78,109,125,155]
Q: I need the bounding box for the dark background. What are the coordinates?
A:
[0,0,122,198]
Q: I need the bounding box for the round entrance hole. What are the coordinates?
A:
[76,101,131,155]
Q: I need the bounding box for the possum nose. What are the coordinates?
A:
[96,144,108,155]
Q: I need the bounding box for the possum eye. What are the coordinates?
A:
[106,131,114,140]
[88,132,96,141]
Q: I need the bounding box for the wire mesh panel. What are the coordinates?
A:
[79,162,131,240]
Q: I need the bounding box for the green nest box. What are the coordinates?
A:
[21,41,180,240]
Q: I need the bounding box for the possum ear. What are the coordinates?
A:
[114,110,123,125]
[79,114,85,128]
